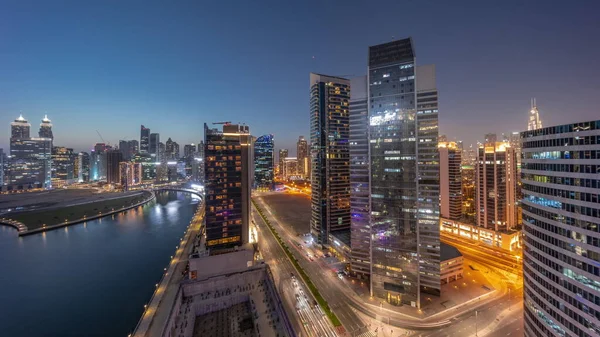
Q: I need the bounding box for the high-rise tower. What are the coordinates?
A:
[349,75,371,278]
[38,115,53,139]
[254,134,274,189]
[150,133,160,158]
[439,142,462,220]
[527,98,543,131]
[140,125,150,153]
[521,120,600,337]
[11,115,31,139]
[296,136,308,178]
[368,38,440,307]
[204,123,252,252]
[309,73,351,245]
[278,149,288,178]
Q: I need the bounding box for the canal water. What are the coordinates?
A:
[0,191,199,337]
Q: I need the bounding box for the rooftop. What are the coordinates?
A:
[440,242,462,262]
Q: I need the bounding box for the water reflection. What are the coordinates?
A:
[0,191,197,337]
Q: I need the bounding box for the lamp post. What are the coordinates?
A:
[475,310,478,336]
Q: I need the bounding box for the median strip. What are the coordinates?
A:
[252,198,342,327]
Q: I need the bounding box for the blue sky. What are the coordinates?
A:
[1,0,599,154]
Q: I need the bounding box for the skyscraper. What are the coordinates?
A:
[475,140,517,231]
[132,152,156,182]
[74,152,90,183]
[296,136,308,178]
[527,98,543,131]
[254,134,274,189]
[309,73,351,245]
[439,142,462,220]
[183,144,197,158]
[140,125,150,153]
[90,143,107,181]
[278,149,288,178]
[106,149,123,184]
[521,120,600,337]
[204,123,252,251]
[349,75,371,278]
[165,137,175,160]
[0,148,5,186]
[38,115,53,139]
[51,146,76,187]
[11,114,30,139]
[368,38,440,307]
[191,141,204,183]
[9,114,52,188]
[149,133,160,157]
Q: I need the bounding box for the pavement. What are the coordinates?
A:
[132,202,205,337]
[254,191,525,336]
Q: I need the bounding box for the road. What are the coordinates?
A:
[253,209,339,337]
[254,196,370,336]
[255,192,525,336]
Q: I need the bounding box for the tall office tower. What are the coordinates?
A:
[0,148,5,186]
[296,136,308,178]
[439,142,462,220]
[149,133,160,157]
[283,157,298,180]
[173,141,180,159]
[254,134,274,189]
[349,75,371,278]
[128,140,139,156]
[51,146,76,187]
[507,131,522,168]
[475,141,517,231]
[204,123,252,251]
[521,120,600,337]
[463,144,477,167]
[140,125,150,153]
[74,152,90,182]
[527,98,543,131]
[11,114,31,139]
[9,114,52,188]
[368,39,440,307]
[119,140,130,160]
[132,152,156,182]
[191,141,205,183]
[106,150,123,184]
[484,133,497,145]
[415,64,441,294]
[38,115,53,139]
[309,73,351,244]
[278,149,288,178]
[184,144,197,158]
[165,138,175,160]
[461,165,476,222]
[90,143,107,181]
[158,142,165,161]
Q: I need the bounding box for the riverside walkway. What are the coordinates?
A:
[131,200,204,337]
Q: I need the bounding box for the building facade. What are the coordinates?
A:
[140,125,150,153]
[521,120,600,337]
[106,149,123,184]
[254,134,274,189]
[9,115,52,189]
[38,115,53,139]
[204,123,252,251]
[278,149,288,179]
[368,39,440,307]
[349,75,371,278]
[476,141,518,232]
[297,136,308,179]
[51,146,76,187]
[527,98,543,131]
[150,133,160,158]
[74,152,90,183]
[309,73,351,245]
[439,141,462,220]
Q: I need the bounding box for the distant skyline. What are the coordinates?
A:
[2,1,599,154]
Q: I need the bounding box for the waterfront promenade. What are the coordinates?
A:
[131,200,205,337]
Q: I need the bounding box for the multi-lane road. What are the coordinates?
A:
[255,192,525,336]
[253,209,339,337]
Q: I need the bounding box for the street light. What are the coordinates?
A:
[475,310,478,336]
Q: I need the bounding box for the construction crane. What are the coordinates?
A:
[212,121,231,125]
[96,130,110,146]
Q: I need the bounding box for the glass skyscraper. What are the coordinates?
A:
[9,114,52,189]
[253,134,274,189]
[368,39,440,307]
[204,123,252,251]
[349,75,371,278]
[140,125,150,153]
[309,73,351,245]
[521,120,600,337]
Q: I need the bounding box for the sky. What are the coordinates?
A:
[1,0,599,154]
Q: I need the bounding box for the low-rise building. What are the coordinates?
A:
[440,243,463,284]
[440,217,521,251]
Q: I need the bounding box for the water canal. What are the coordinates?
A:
[0,191,199,337]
